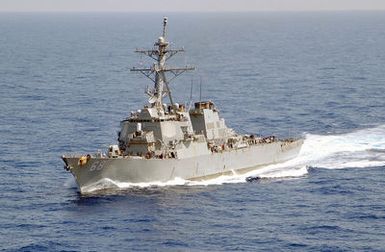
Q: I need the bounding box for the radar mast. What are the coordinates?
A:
[131,17,195,112]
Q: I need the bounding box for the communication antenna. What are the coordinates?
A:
[188,78,194,110]
[199,76,202,101]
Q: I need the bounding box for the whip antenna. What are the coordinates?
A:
[199,76,202,101]
[188,78,194,110]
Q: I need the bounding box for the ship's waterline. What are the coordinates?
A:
[63,139,303,192]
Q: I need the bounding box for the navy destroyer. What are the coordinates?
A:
[62,17,303,193]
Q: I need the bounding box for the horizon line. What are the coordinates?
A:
[1,9,385,13]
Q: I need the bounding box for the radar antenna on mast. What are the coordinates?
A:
[131,17,195,113]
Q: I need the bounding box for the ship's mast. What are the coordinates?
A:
[131,17,195,112]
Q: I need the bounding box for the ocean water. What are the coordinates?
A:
[1,12,385,251]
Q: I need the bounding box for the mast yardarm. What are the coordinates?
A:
[131,17,195,111]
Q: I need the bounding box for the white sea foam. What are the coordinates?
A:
[299,125,385,169]
[81,125,385,193]
[81,177,188,194]
[64,177,77,188]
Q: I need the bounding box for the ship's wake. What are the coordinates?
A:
[77,125,385,194]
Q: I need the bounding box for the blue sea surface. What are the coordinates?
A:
[1,12,385,251]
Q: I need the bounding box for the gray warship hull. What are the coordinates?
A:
[63,139,303,193]
[61,18,304,194]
